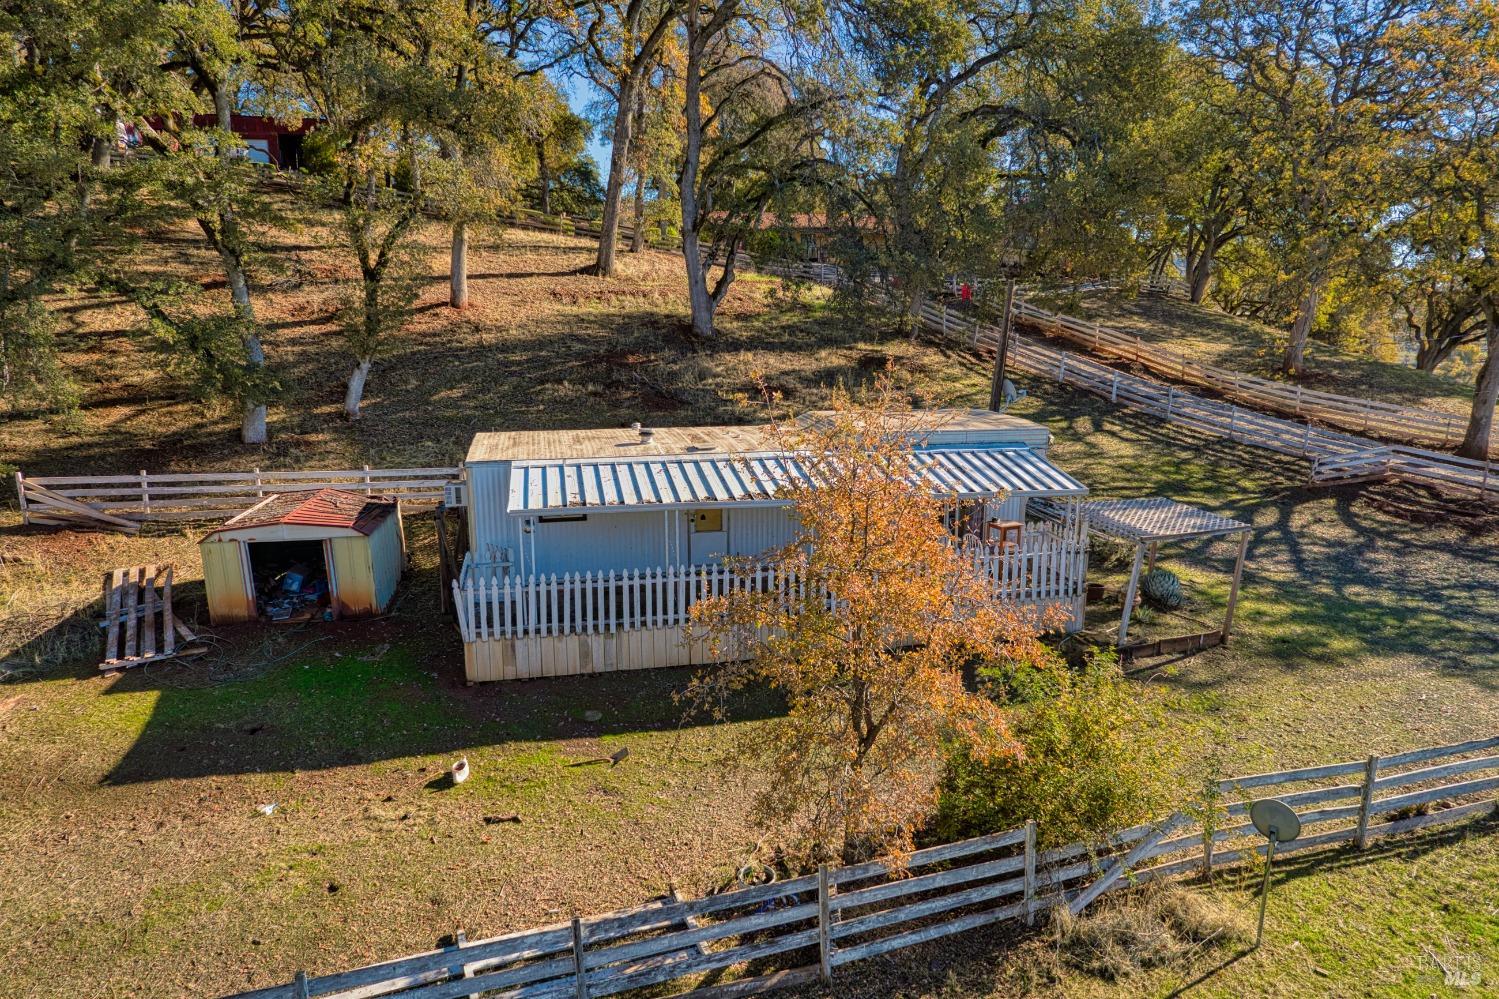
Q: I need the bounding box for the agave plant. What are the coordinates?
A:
[1142,569,1185,610]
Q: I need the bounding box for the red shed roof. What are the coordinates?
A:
[212,488,396,536]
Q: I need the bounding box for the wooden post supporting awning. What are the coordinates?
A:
[1081,497,1253,657]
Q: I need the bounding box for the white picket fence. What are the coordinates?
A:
[453,528,1086,643]
[14,466,461,525]
[229,734,1499,999]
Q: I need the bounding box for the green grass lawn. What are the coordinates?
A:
[1,220,1496,997]
[792,815,1499,998]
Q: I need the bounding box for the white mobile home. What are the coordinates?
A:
[452,410,1090,682]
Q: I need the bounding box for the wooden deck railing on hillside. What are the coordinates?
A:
[1139,274,1192,299]
[228,734,1499,999]
[1007,298,1475,452]
[916,302,1499,504]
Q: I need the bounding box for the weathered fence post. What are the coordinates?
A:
[1356,754,1381,848]
[453,930,477,999]
[1165,386,1175,419]
[293,970,310,999]
[571,916,589,999]
[253,467,263,498]
[362,464,374,495]
[817,864,834,982]
[1023,820,1037,926]
[1110,372,1119,403]
[139,469,151,516]
[13,471,27,525]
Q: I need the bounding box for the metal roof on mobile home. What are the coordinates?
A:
[465,409,1052,464]
[505,446,1086,514]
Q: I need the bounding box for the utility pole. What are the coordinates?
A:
[988,275,1018,411]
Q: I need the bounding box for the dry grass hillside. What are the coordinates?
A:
[1056,292,1477,418]
[5,202,975,478]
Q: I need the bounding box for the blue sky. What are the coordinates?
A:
[560,74,612,168]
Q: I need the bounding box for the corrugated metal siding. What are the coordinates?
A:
[992,496,1025,522]
[467,461,521,572]
[531,510,671,575]
[201,540,255,623]
[367,513,405,611]
[727,507,796,558]
[329,536,376,618]
[925,426,1050,450]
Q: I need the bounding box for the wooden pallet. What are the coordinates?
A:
[101,565,205,671]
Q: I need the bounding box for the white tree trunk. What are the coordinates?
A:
[211,79,269,445]
[344,358,372,421]
[242,401,267,443]
[223,255,269,444]
[450,220,469,309]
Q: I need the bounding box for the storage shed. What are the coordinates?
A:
[200,488,405,624]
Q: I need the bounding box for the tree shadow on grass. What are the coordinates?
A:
[1016,378,1499,694]
[1,519,784,786]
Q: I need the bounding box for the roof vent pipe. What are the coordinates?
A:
[635,423,654,443]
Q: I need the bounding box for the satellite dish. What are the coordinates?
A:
[1247,798,1301,948]
[1249,798,1302,843]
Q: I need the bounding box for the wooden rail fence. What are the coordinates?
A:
[14,467,461,527]
[917,302,1499,504]
[230,734,1498,999]
[1006,297,1477,453]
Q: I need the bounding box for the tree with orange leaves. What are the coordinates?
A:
[686,382,1068,866]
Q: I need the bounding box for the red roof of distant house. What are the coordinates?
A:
[212,488,396,536]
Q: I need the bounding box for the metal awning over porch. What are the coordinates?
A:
[1082,497,1250,542]
[506,447,1087,514]
[1082,496,1254,653]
